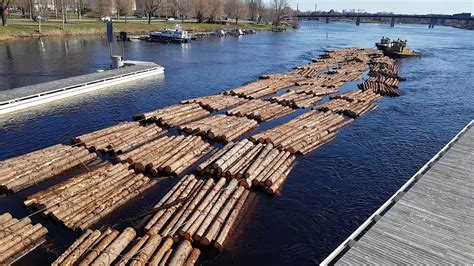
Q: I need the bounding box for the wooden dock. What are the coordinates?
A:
[323,120,474,264]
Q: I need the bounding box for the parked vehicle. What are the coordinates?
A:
[33,16,47,22]
[100,16,112,22]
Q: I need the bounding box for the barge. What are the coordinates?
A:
[0,61,164,115]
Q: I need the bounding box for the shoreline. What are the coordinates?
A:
[0,19,278,43]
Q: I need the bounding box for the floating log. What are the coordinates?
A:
[214,190,250,251]
[115,135,213,175]
[0,144,97,193]
[92,227,136,265]
[270,90,322,109]
[226,79,294,99]
[330,89,383,103]
[25,163,157,230]
[73,122,166,155]
[317,98,376,118]
[250,111,351,154]
[134,103,211,127]
[181,94,248,111]
[226,99,294,122]
[0,213,48,264]
[167,240,193,266]
[178,114,258,142]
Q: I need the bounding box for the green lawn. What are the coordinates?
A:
[0,19,274,41]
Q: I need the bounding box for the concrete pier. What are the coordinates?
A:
[322,120,474,264]
[0,61,164,115]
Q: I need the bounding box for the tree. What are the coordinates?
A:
[191,0,207,23]
[115,0,133,20]
[247,0,256,21]
[0,0,11,26]
[174,0,189,24]
[206,0,222,23]
[74,0,90,20]
[271,0,289,26]
[138,0,162,24]
[225,0,246,24]
[256,0,264,23]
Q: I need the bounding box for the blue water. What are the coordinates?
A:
[0,21,473,265]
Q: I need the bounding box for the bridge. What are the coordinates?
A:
[297,13,474,28]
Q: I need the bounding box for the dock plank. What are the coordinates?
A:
[335,122,474,264]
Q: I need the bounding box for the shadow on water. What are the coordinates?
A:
[0,21,473,265]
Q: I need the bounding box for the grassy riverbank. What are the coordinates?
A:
[0,19,274,42]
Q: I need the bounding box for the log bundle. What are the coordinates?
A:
[367,76,400,88]
[250,111,352,154]
[181,94,248,111]
[0,144,97,193]
[24,163,157,230]
[52,227,200,266]
[226,99,294,122]
[0,213,48,264]
[144,175,251,250]
[225,79,294,99]
[270,90,322,108]
[115,135,213,175]
[178,114,258,142]
[359,80,400,97]
[330,89,383,103]
[134,103,211,127]
[317,98,376,118]
[73,122,167,155]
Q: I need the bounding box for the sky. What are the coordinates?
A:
[292,0,473,15]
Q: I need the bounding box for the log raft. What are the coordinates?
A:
[115,135,214,175]
[270,90,322,109]
[250,111,351,154]
[0,144,97,193]
[0,213,48,264]
[73,122,166,155]
[181,94,248,111]
[134,103,211,127]
[178,114,258,143]
[226,99,294,122]
[24,163,157,230]
[54,227,201,265]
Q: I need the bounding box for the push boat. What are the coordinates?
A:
[382,40,421,58]
[375,37,391,50]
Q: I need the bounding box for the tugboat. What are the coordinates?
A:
[383,39,421,58]
[148,25,191,43]
[375,36,391,50]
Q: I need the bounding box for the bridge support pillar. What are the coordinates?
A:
[325,17,329,24]
[390,17,396,27]
[356,17,360,26]
[429,18,437,28]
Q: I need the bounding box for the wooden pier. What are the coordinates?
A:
[323,120,474,265]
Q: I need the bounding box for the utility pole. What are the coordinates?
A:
[315,3,317,12]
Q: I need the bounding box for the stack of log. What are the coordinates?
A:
[73,122,166,155]
[52,227,201,266]
[367,76,400,88]
[226,99,294,122]
[195,140,295,193]
[259,73,308,83]
[330,89,383,103]
[250,111,352,154]
[24,163,157,230]
[225,79,293,99]
[134,103,211,127]
[0,213,48,264]
[115,135,213,175]
[270,91,322,108]
[316,98,376,118]
[358,80,400,97]
[144,175,251,250]
[181,94,248,111]
[292,64,327,78]
[0,144,97,193]
[369,61,399,78]
[178,114,258,143]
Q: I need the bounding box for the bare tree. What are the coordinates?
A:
[271,0,288,26]
[225,0,246,24]
[174,0,189,23]
[74,0,89,20]
[115,0,133,20]
[137,0,162,24]
[256,0,264,23]
[191,0,207,23]
[207,0,222,22]
[247,0,256,21]
[0,0,11,26]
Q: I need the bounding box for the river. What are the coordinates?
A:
[0,21,473,265]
